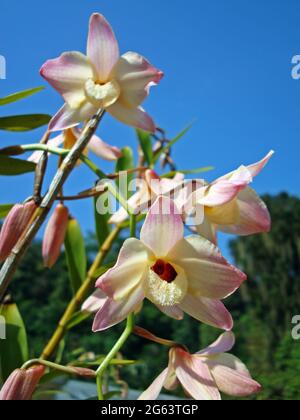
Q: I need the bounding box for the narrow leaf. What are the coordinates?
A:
[115,147,134,198]
[0,87,45,106]
[0,303,29,382]
[154,123,194,163]
[66,311,91,330]
[0,155,36,175]
[64,219,87,295]
[137,129,153,166]
[0,114,51,131]
[94,195,111,248]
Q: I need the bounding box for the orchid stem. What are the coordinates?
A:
[0,109,106,301]
[96,313,135,400]
[21,144,106,179]
[96,214,137,401]
[21,359,95,378]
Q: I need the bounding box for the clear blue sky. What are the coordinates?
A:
[0,0,299,252]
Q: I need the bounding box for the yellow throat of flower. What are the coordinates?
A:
[85,78,121,108]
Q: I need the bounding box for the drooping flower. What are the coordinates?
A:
[0,201,37,262]
[28,127,121,164]
[0,366,45,401]
[40,13,163,133]
[42,204,69,268]
[189,151,274,244]
[139,332,261,400]
[109,169,190,225]
[88,196,246,332]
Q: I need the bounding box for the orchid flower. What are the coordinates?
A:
[28,127,122,164]
[85,196,246,332]
[139,332,261,400]
[109,169,190,225]
[40,13,163,133]
[189,151,274,244]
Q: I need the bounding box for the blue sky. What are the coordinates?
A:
[0,0,299,253]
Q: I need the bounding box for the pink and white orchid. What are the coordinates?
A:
[40,13,163,133]
[28,127,121,164]
[109,169,190,225]
[85,196,246,332]
[190,151,274,244]
[139,332,261,400]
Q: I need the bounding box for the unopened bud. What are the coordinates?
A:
[0,201,37,262]
[42,204,69,268]
[0,366,45,400]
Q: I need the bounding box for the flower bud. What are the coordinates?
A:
[42,204,69,268]
[0,201,37,262]
[0,366,45,400]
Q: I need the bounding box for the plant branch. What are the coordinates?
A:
[0,109,106,301]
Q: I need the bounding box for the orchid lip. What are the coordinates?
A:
[146,262,188,307]
[84,78,120,108]
[151,259,178,283]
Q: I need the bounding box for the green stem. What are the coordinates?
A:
[96,313,135,400]
[21,359,95,378]
[96,214,137,400]
[106,183,135,216]
[21,144,106,179]
[130,214,137,238]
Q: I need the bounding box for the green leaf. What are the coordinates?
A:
[0,114,51,131]
[64,219,87,295]
[66,311,91,330]
[0,204,13,219]
[154,123,194,164]
[115,147,134,198]
[0,87,45,106]
[162,166,214,178]
[137,129,153,166]
[0,155,36,175]
[0,303,29,382]
[94,195,111,247]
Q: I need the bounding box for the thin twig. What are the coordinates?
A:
[0,109,106,300]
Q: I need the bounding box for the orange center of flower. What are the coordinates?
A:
[151,260,178,283]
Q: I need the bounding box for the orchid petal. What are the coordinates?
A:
[92,286,144,332]
[140,196,184,258]
[48,102,97,132]
[113,51,163,108]
[40,52,95,109]
[198,179,248,207]
[173,348,221,400]
[168,235,246,299]
[88,135,122,161]
[206,354,261,397]
[87,13,119,83]
[247,150,274,179]
[82,290,107,313]
[96,238,150,300]
[156,304,184,320]
[195,213,217,244]
[197,332,235,356]
[218,187,271,236]
[179,294,233,331]
[205,199,240,225]
[107,103,156,133]
[138,369,169,400]
[108,189,148,225]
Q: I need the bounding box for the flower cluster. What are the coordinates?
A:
[0,12,274,401]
